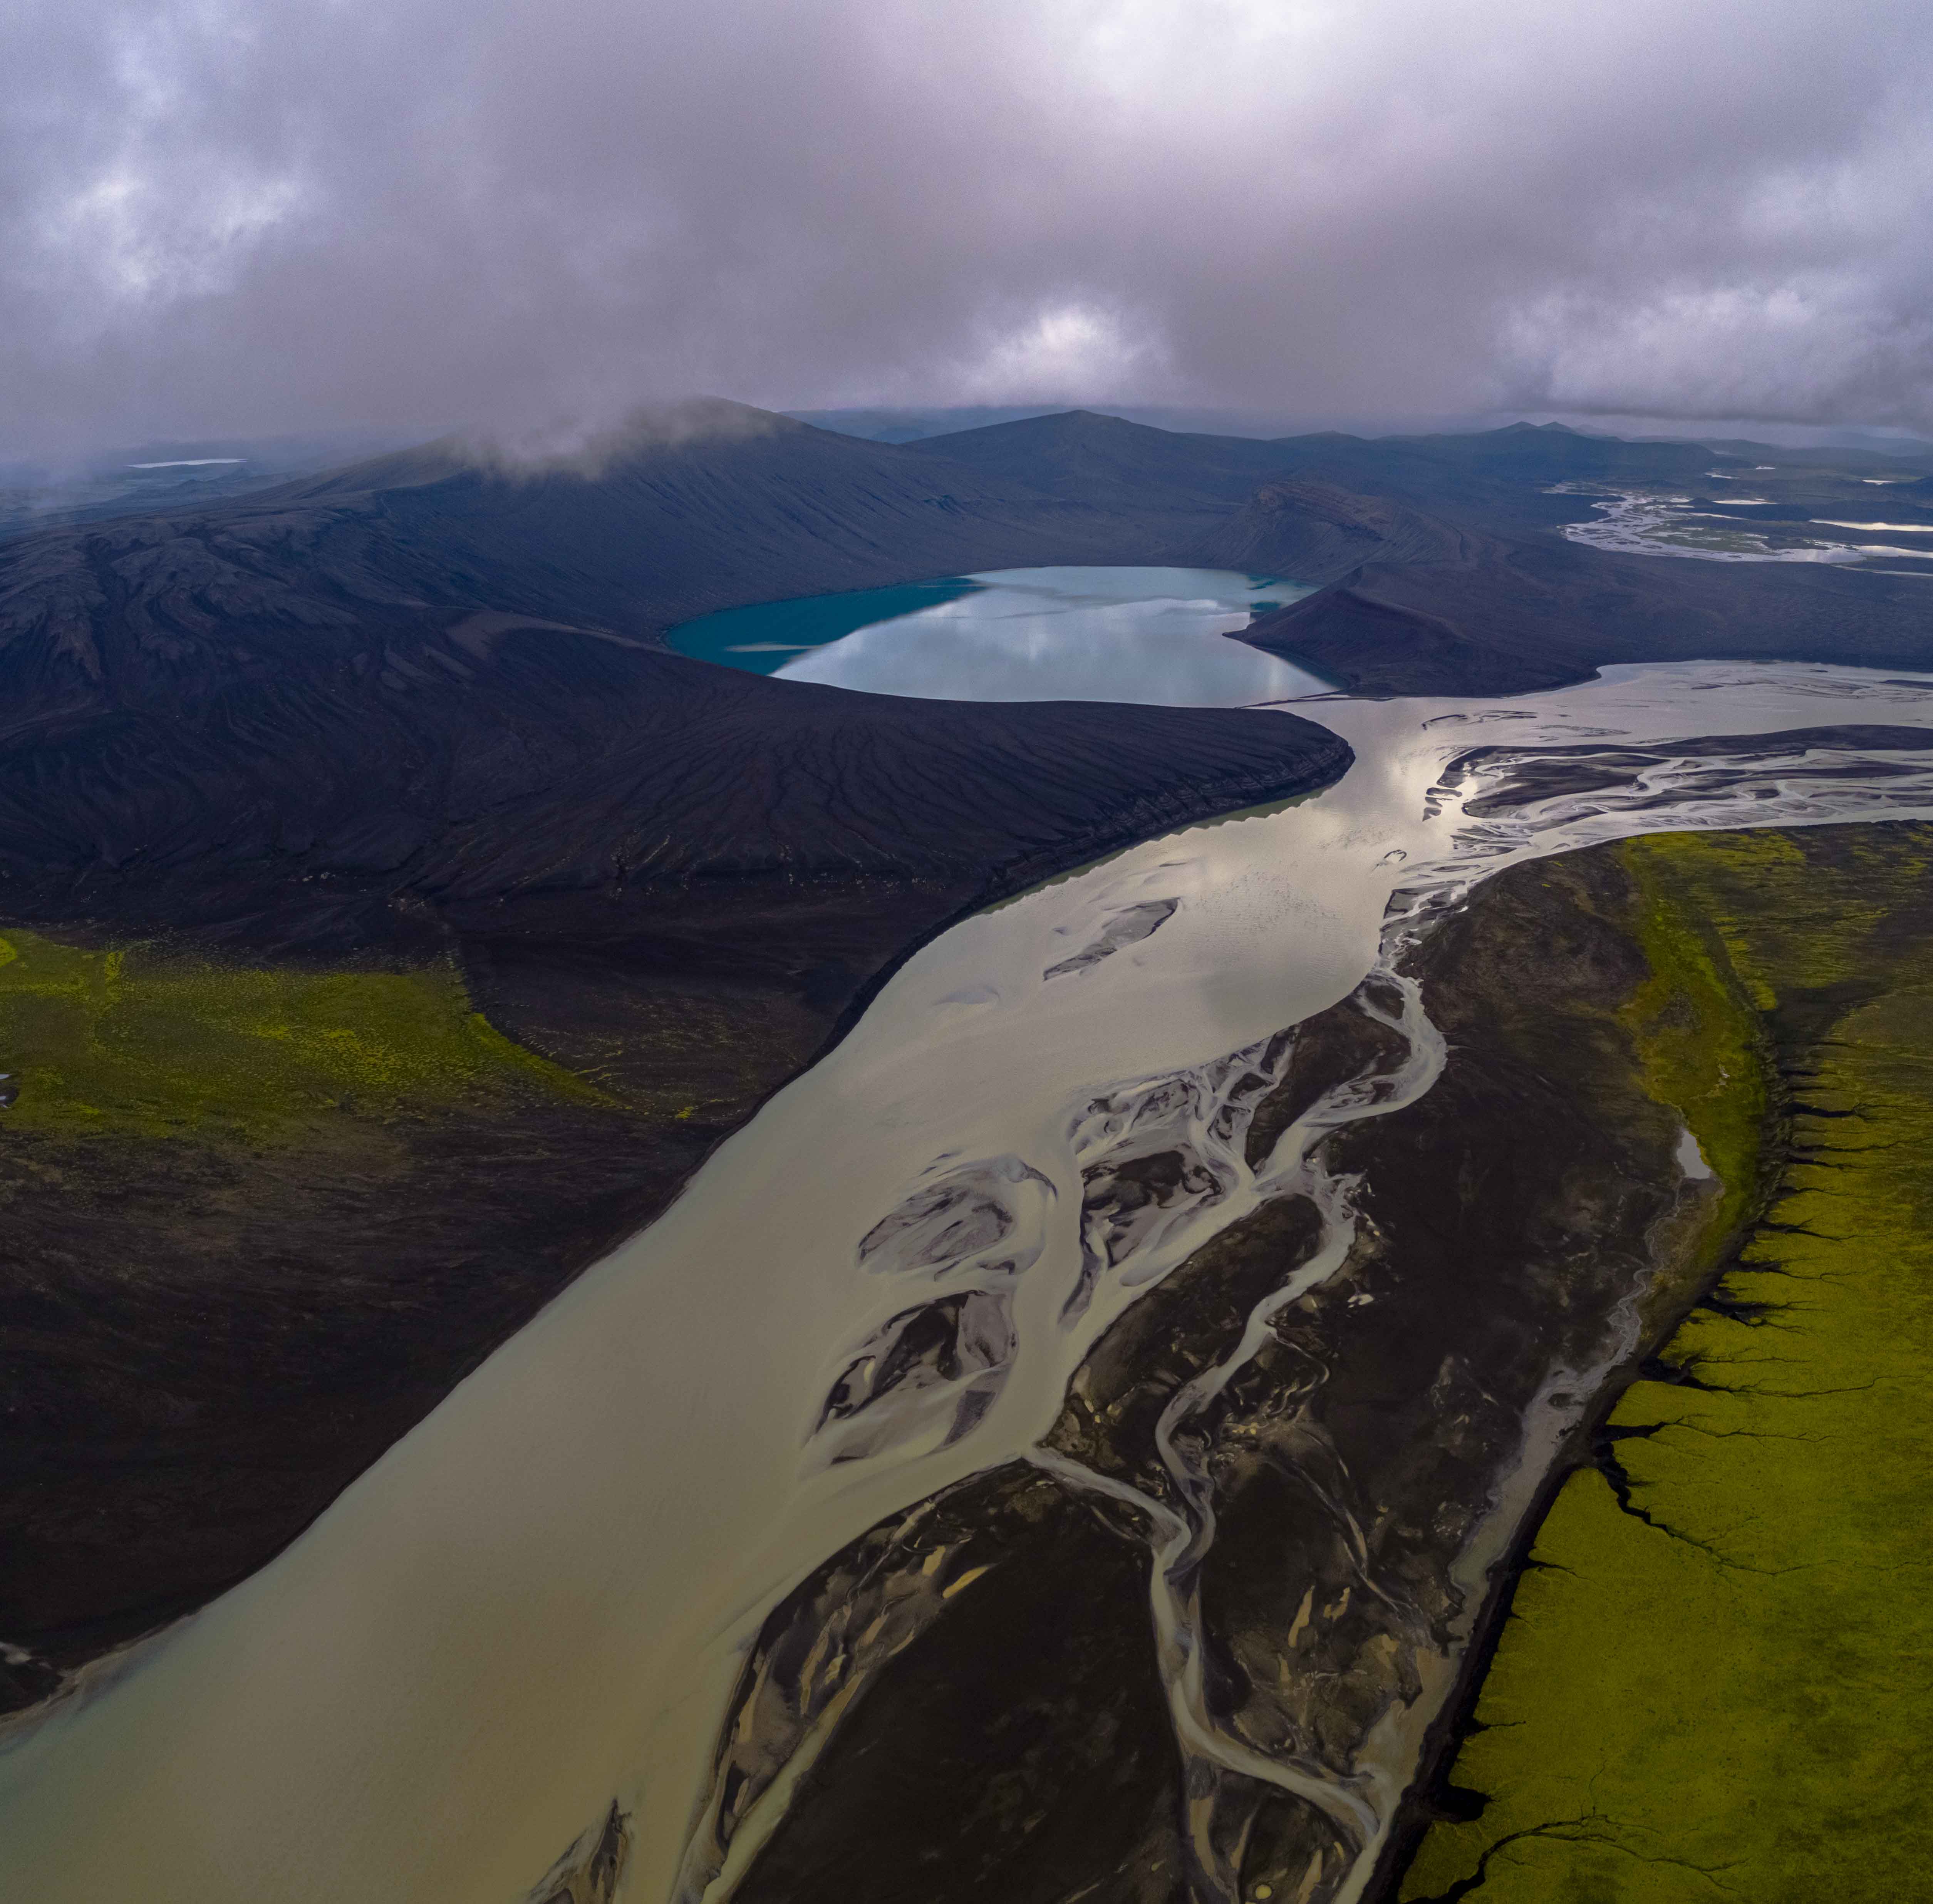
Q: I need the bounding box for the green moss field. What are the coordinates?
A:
[0,927,602,1140]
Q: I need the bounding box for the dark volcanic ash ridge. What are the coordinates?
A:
[0,612,1352,953]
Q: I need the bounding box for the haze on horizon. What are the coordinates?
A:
[5,0,1932,460]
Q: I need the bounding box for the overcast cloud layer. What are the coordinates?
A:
[5,0,1933,454]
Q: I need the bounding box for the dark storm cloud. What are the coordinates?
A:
[4,0,1932,453]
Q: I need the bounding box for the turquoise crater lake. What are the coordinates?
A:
[666,567,1331,706]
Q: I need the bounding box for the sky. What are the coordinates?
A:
[5,0,1933,456]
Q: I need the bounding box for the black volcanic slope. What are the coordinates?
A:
[895,406,1296,518]
[0,627,1347,946]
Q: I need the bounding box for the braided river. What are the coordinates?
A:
[7,658,1933,1903]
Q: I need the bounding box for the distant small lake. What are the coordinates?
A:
[666,567,1331,706]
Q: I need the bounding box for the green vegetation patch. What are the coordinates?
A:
[0,928,604,1140]
[1615,838,1770,1258]
[1401,825,1933,1903]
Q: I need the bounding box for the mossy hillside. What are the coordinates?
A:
[1616,839,1769,1258]
[1400,824,1933,1904]
[0,928,604,1140]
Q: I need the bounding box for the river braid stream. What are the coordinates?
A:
[1025,969,1442,1894]
[5,664,1933,1904]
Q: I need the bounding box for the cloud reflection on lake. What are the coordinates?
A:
[716,566,1330,705]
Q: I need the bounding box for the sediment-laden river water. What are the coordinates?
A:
[7,661,1933,1904]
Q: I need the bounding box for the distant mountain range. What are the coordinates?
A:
[0,429,430,544]
[798,404,1933,461]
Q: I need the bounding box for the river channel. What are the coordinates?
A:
[6,661,1933,1904]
